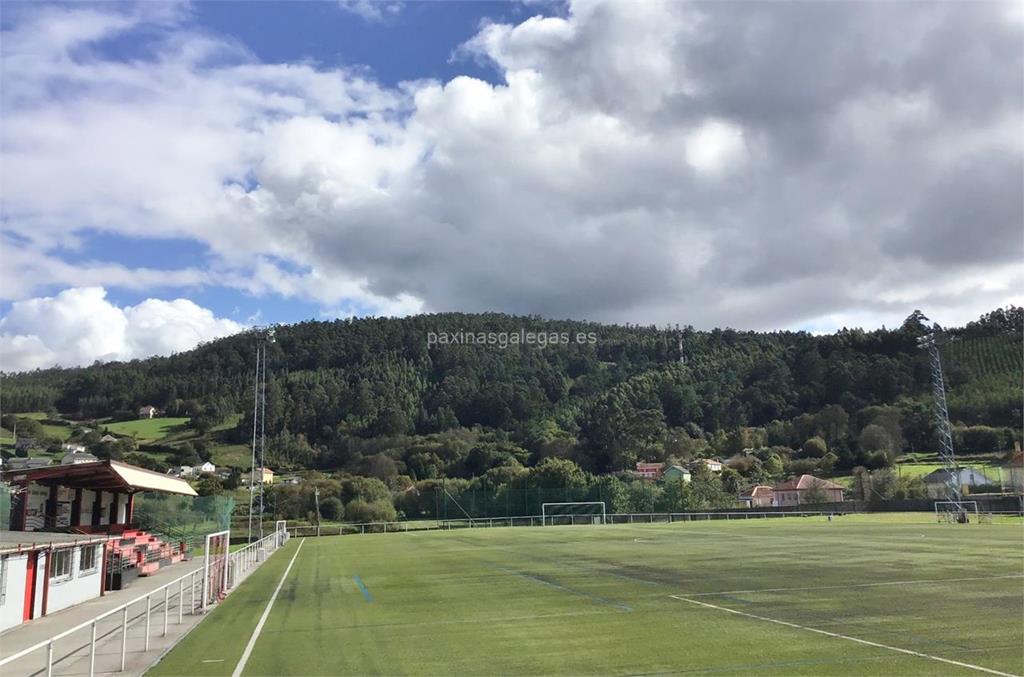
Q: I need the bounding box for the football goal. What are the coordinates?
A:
[934,501,980,523]
[275,520,289,547]
[541,502,607,526]
[202,530,230,610]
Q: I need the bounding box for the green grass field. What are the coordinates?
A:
[152,514,1023,676]
[105,417,190,442]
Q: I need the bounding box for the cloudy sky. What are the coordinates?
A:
[1,0,1021,371]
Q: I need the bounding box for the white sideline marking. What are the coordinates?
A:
[670,595,1018,677]
[232,539,306,677]
[685,574,1024,597]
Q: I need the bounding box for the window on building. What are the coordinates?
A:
[51,549,72,580]
[80,545,98,574]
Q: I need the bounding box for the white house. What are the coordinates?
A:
[923,467,997,498]
[197,461,216,475]
[696,458,723,473]
[60,450,99,465]
[174,465,195,478]
[138,405,157,419]
[62,443,87,454]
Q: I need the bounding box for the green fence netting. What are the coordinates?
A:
[0,483,11,531]
[133,492,234,542]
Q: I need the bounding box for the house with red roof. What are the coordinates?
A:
[635,462,664,480]
[739,485,774,508]
[772,474,844,506]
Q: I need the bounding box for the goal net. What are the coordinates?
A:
[934,501,979,524]
[203,530,230,609]
[542,502,607,526]
[275,520,289,547]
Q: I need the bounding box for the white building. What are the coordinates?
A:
[197,461,216,475]
[0,533,109,632]
[923,467,996,498]
[62,443,87,454]
[696,458,723,473]
[61,450,99,465]
[174,465,195,478]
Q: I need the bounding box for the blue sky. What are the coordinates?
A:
[0,0,1020,370]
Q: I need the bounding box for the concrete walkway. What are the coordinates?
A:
[0,559,208,677]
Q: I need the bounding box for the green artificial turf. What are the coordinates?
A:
[151,514,1024,676]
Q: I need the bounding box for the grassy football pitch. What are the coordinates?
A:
[152,514,1023,676]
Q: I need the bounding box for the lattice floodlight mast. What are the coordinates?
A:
[248,326,275,543]
[917,322,964,515]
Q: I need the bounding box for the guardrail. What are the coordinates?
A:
[0,527,289,677]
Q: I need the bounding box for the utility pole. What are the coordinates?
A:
[314,486,321,537]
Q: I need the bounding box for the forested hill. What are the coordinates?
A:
[2,308,1021,477]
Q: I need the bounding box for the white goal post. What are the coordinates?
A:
[541,502,607,526]
[202,530,230,610]
[276,520,289,547]
[934,501,980,523]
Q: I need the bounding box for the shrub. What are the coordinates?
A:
[319,497,344,521]
[345,499,397,523]
[800,436,828,458]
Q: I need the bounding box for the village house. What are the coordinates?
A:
[634,462,664,480]
[663,465,691,482]
[772,475,844,506]
[739,485,774,508]
[694,458,723,473]
[137,405,158,419]
[61,450,99,465]
[197,461,217,475]
[922,467,996,498]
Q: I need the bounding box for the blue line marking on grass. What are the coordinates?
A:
[487,563,632,612]
[354,575,373,602]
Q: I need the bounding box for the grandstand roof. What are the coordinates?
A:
[2,459,197,496]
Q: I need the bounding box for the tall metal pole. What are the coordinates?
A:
[258,341,267,540]
[247,340,261,544]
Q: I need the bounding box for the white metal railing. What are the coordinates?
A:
[0,565,204,677]
[0,527,289,677]
[227,528,290,589]
[285,510,852,537]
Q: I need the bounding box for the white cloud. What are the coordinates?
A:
[0,287,244,372]
[684,119,747,175]
[1,0,1020,336]
[337,0,403,23]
